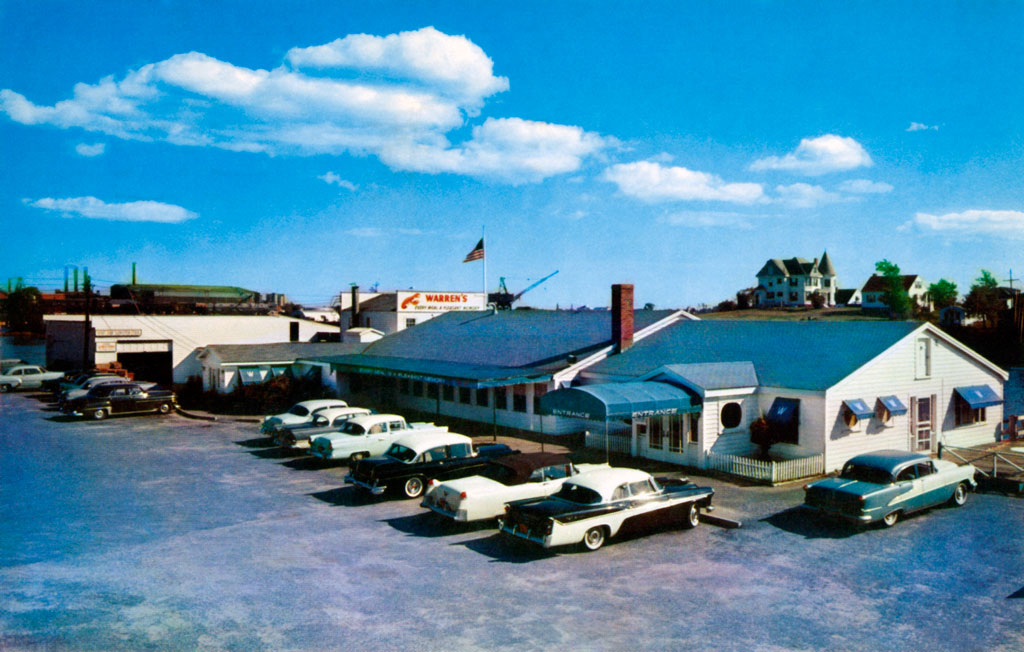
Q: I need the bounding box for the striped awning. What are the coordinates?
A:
[539,381,701,421]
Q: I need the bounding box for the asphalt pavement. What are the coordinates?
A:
[1,391,1022,651]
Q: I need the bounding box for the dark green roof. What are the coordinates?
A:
[205,342,369,364]
[589,321,922,390]
[308,354,551,388]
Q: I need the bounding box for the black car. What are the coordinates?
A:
[345,432,518,498]
[62,382,177,420]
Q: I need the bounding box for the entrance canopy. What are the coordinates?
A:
[539,381,701,421]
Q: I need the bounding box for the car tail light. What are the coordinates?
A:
[858,495,866,504]
[460,491,467,499]
[428,479,436,487]
[803,484,810,491]
[544,520,553,535]
[504,504,511,513]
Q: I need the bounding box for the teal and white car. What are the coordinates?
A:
[260,399,348,435]
[803,450,977,527]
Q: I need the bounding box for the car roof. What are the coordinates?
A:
[315,406,371,418]
[564,467,652,497]
[296,399,348,410]
[392,431,472,452]
[846,450,931,471]
[347,413,400,426]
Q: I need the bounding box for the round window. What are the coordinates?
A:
[721,402,742,429]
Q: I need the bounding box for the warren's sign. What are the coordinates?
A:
[397,291,487,312]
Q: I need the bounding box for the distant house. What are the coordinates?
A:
[860,274,931,312]
[834,288,861,307]
[753,251,837,307]
[197,341,370,393]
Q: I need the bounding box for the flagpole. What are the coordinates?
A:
[482,225,487,299]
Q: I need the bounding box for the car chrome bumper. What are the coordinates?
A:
[345,475,386,495]
[802,503,873,523]
[497,521,549,546]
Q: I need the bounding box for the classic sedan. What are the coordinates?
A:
[421,453,610,522]
[260,399,348,434]
[803,450,977,527]
[498,468,715,552]
[345,432,517,499]
[62,382,177,420]
[273,406,372,448]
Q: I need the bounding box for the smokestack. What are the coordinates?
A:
[350,285,360,329]
[611,284,634,353]
[132,262,137,285]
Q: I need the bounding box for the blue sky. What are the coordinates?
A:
[3,1,1023,309]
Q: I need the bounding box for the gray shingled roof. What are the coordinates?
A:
[204,341,370,364]
[588,320,922,391]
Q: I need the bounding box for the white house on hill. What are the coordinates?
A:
[753,251,838,307]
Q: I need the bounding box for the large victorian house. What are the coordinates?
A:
[753,251,838,307]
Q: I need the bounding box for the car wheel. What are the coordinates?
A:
[403,476,425,499]
[950,482,969,507]
[92,408,107,421]
[881,511,899,528]
[684,502,701,529]
[157,402,172,415]
[581,526,607,551]
[0,384,11,393]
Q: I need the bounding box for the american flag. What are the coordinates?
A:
[462,238,485,263]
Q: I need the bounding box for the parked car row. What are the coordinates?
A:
[31,368,179,420]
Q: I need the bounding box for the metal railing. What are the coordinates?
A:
[705,451,823,484]
[938,443,1024,478]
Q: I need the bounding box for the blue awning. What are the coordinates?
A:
[539,381,701,421]
[767,397,800,427]
[878,395,908,416]
[842,399,875,419]
[238,367,263,385]
[954,385,1003,409]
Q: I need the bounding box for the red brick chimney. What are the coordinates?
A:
[611,283,634,352]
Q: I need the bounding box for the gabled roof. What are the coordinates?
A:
[358,293,397,311]
[835,289,857,305]
[756,257,824,278]
[202,341,369,364]
[861,274,921,293]
[642,362,759,394]
[587,320,922,391]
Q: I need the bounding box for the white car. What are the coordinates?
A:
[499,467,715,552]
[421,452,610,522]
[260,399,348,434]
[272,406,373,449]
[308,414,447,463]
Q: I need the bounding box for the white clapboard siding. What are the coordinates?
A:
[702,394,759,457]
[826,326,1006,472]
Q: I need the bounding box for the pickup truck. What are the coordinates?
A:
[308,414,448,464]
[273,406,373,449]
[0,364,64,392]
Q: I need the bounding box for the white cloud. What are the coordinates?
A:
[318,171,357,191]
[0,28,604,184]
[774,183,846,209]
[750,134,873,175]
[75,142,106,157]
[838,178,893,194]
[601,161,764,204]
[26,196,197,223]
[907,122,938,132]
[910,209,1024,239]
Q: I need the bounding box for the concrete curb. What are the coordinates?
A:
[173,407,218,421]
[700,514,743,529]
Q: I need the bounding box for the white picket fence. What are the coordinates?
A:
[706,451,824,484]
[584,431,633,455]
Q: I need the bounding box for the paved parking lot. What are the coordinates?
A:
[1,391,1022,651]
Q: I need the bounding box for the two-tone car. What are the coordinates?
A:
[62,382,177,420]
[421,453,610,522]
[308,414,448,464]
[259,399,349,435]
[345,432,518,499]
[0,364,64,392]
[498,467,715,552]
[272,406,373,449]
[803,450,977,527]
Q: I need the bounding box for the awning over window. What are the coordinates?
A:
[238,368,263,385]
[270,366,290,377]
[878,395,908,416]
[767,397,800,427]
[842,399,875,419]
[954,385,1003,409]
[539,381,701,421]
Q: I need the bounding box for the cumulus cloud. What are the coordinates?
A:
[750,134,873,175]
[0,27,604,184]
[318,171,357,191]
[774,183,846,209]
[909,210,1024,239]
[75,142,106,157]
[907,122,938,132]
[26,196,197,223]
[838,178,893,194]
[601,161,764,204]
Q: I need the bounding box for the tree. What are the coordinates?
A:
[4,286,44,334]
[964,269,1002,327]
[928,279,958,310]
[809,291,825,309]
[875,259,911,319]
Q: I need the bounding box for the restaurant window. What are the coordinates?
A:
[476,388,489,407]
[350,374,363,394]
[688,413,700,443]
[459,387,472,404]
[412,380,424,397]
[398,378,410,395]
[442,385,454,402]
[954,395,986,426]
[668,417,683,452]
[649,417,664,449]
[427,383,439,399]
[495,387,508,410]
[533,383,547,414]
[405,318,416,328]
[512,385,527,413]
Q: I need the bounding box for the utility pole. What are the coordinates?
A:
[82,269,92,371]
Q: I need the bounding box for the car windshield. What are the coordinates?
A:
[288,405,310,417]
[339,421,367,435]
[552,482,603,505]
[839,462,893,485]
[385,444,417,462]
[479,464,519,485]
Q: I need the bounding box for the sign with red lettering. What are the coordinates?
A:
[396,291,486,312]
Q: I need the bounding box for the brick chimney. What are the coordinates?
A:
[611,283,634,353]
